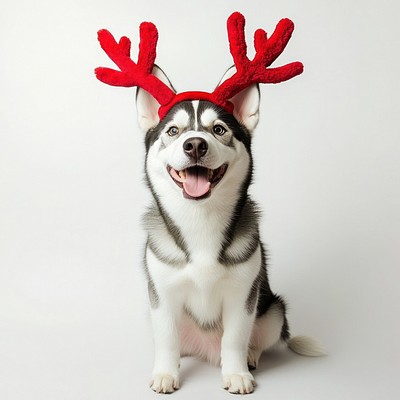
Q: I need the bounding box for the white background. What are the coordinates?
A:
[1,0,399,399]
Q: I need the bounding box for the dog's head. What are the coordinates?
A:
[139,66,260,203]
[96,13,302,206]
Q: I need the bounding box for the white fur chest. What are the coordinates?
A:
[182,260,227,324]
[147,239,261,327]
[147,244,227,320]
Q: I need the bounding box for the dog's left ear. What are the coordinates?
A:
[217,66,260,133]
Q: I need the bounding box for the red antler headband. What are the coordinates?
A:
[95,12,303,120]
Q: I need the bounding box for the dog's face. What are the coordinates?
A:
[138,67,260,204]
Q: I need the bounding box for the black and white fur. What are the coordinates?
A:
[138,67,323,394]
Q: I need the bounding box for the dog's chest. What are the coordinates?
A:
[144,195,261,325]
[178,260,229,323]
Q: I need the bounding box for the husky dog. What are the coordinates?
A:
[138,67,323,394]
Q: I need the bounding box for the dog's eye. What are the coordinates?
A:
[167,126,179,136]
[213,125,226,136]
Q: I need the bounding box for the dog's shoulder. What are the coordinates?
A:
[142,203,189,267]
[219,198,261,266]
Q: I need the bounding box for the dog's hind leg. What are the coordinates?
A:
[248,296,326,368]
[248,297,288,369]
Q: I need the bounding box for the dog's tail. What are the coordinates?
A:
[287,335,327,357]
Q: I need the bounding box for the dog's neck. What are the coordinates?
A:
[147,180,256,266]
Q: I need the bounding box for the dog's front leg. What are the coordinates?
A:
[149,302,181,394]
[221,292,256,394]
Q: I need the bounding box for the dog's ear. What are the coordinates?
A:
[217,66,260,133]
[136,66,176,132]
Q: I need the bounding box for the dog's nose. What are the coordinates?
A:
[183,137,208,161]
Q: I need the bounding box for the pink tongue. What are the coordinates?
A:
[183,168,211,198]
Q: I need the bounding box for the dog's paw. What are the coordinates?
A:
[150,373,180,394]
[223,372,256,394]
[247,347,262,370]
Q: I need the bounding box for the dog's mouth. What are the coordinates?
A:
[168,164,228,200]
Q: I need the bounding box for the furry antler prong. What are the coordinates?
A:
[212,13,303,103]
[95,23,175,106]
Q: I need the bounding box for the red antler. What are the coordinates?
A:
[95,13,303,120]
[95,22,175,106]
[211,12,303,104]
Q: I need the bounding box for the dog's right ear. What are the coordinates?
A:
[136,66,176,132]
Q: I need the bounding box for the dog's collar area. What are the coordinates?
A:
[168,164,228,200]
